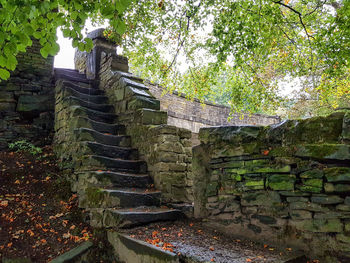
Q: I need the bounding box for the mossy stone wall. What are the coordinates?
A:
[0,39,54,149]
[193,111,350,260]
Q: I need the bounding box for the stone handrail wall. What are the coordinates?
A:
[75,32,193,203]
[147,83,281,135]
[0,39,54,149]
[193,111,350,260]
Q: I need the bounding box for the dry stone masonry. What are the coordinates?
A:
[148,83,281,145]
[193,111,350,261]
[0,39,54,149]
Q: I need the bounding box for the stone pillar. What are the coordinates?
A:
[84,28,128,79]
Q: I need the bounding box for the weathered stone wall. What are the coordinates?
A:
[193,111,350,260]
[0,39,54,149]
[147,83,281,144]
[96,51,193,203]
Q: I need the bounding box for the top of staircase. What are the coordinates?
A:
[54,68,95,84]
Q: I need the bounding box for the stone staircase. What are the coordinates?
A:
[54,68,183,228]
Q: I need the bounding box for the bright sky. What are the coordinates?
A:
[54,29,75,69]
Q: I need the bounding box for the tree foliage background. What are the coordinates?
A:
[0,0,349,118]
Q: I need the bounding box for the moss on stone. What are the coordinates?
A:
[325,167,350,182]
[267,174,295,191]
[85,187,104,206]
[295,144,350,160]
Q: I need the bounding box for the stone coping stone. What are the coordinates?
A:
[87,28,106,40]
[50,241,93,263]
[107,232,179,263]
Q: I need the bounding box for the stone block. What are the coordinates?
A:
[223,200,240,212]
[251,214,277,225]
[151,125,177,135]
[325,183,350,193]
[255,165,291,173]
[157,134,180,143]
[114,87,125,101]
[297,185,323,193]
[198,125,263,144]
[178,128,192,139]
[311,194,344,205]
[212,160,244,169]
[300,169,324,179]
[157,142,184,154]
[242,178,265,190]
[295,144,350,161]
[289,201,329,212]
[206,182,218,197]
[279,191,311,197]
[286,196,309,202]
[345,220,350,232]
[0,102,16,112]
[152,162,187,172]
[158,152,179,163]
[336,234,350,244]
[111,55,129,72]
[267,174,295,190]
[282,112,344,144]
[314,212,342,219]
[325,167,350,182]
[127,95,160,111]
[17,94,53,113]
[345,197,350,206]
[4,83,20,91]
[0,91,15,102]
[136,109,167,125]
[241,191,281,207]
[289,219,343,233]
[342,111,350,141]
[289,209,312,219]
[336,204,350,212]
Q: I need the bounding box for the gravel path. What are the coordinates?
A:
[121,219,305,263]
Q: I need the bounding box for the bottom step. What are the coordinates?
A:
[90,207,184,228]
[107,232,179,263]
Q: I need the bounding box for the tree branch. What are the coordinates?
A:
[272,0,314,39]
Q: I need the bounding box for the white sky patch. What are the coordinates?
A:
[54,20,107,69]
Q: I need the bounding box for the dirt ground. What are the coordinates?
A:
[0,146,93,262]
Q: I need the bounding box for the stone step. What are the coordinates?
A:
[80,187,161,208]
[62,96,114,113]
[74,128,130,147]
[102,207,184,228]
[70,106,116,123]
[80,141,138,160]
[76,170,151,188]
[55,68,95,85]
[113,70,144,83]
[60,80,102,95]
[106,233,179,263]
[118,108,167,125]
[57,85,109,104]
[78,155,147,174]
[71,116,125,135]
